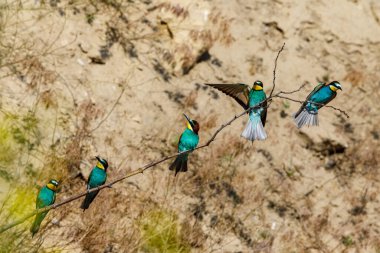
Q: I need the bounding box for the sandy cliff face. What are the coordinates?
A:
[0,0,379,252]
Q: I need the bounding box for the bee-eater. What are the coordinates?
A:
[80,156,108,210]
[30,179,59,237]
[169,114,200,176]
[206,81,267,141]
[293,81,342,128]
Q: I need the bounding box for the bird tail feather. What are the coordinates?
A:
[80,190,99,210]
[293,109,319,128]
[169,154,188,176]
[30,212,47,237]
[241,113,267,141]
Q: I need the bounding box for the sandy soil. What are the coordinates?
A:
[0,0,380,252]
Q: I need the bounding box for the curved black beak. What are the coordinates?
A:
[183,113,194,129]
[183,113,191,124]
[95,156,101,162]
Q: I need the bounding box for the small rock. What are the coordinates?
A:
[51,218,60,226]
[280,110,288,118]
[89,56,106,65]
[371,131,379,140]
[132,115,141,123]
[325,159,336,170]
[77,58,85,66]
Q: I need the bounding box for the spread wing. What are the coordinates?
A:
[294,83,326,117]
[205,83,250,109]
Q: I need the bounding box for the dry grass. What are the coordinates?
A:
[138,209,190,253]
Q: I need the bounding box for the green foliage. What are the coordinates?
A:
[8,112,41,150]
[282,100,290,109]
[138,209,190,253]
[259,230,270,240]
[4,186,35,221]
[0,111,41,181]
[0,185,40,253]
[0,120,17,168]
[341,235,355,247]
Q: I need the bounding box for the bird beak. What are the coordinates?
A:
[95,156,101,162]
[338,86,342,90]
[183,113,191,123]
[183,113,193,130]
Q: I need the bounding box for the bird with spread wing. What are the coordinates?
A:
[205,81,267,141]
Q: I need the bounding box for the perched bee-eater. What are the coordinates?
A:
[169,114,200,176]
[80,156,108,210]
[30,179,59,237]
[293,81,342,128]
[206,81,267,141]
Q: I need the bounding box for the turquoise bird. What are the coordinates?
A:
[293,81,342,128]
[206,81,267,141]
[80,156,108,210]
[169,114,200,176]
[30,179,59,237]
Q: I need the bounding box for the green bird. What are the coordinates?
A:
[169,114,200,176]
[80,156,108,210]
[30,179,59,237]
[206,80,267,141]
[293,81,342,128]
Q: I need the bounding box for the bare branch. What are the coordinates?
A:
[0,43,349,234]
[269,43,285,97]
[275,95,350,118]
[90,85,126,133]
[278,83,307,95]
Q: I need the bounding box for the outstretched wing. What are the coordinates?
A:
[294,83,325,118]
[205,83,250,109]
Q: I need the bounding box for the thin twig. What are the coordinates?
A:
[276,95,350,118]
[278,83,307,95]
[269,43,285,98]
[89,85,126,133]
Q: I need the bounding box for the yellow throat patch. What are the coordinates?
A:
[47,183,57,191]
[330,85,338,92]
[254,85,263,90]
[187,121,193,131]
[97,161,105,169]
